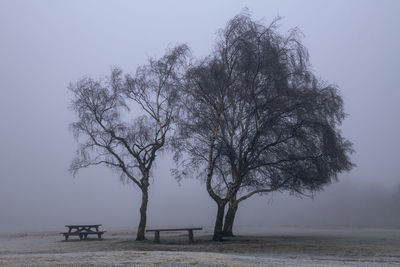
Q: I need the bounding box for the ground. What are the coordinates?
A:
[0,226,399,266]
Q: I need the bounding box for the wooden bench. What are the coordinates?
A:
[146,227,202,243]
[61,224,106,240]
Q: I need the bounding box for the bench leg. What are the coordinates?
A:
[188,230,194,243]
[79,234,83,240]
[65,235,69,241]
[154,231,160,243]
[98,233,102,239]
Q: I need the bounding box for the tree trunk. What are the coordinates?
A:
[136,186,148,241]
[212,202,226,241]
[222,201,238,237]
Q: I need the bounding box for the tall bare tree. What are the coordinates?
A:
[69,45,188,240]
[174,13,353,241]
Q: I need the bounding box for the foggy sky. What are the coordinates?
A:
[1,0,399,233]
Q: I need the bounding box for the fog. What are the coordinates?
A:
[0,0,399,233]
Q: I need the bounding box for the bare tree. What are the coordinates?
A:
[174,12,354,240]
[219,14,354,237]
[69,45,188,240]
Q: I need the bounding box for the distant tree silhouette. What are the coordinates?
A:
[69,45,188,241]
[173,12,354,241]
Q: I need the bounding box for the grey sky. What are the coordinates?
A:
[0,0,399,233]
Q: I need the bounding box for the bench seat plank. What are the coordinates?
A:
[62,231,106,236]
[65,224,102,227]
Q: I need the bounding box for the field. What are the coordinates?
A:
[0,227,399,266]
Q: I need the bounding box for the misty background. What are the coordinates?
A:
[0,0,399,233]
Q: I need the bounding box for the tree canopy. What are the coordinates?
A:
[173,13,354,240]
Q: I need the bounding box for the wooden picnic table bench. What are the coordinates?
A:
[146,227,202,243]
[61,224,106,240]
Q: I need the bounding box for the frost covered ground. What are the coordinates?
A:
[0,227,399,266]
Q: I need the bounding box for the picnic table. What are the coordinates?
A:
[146,227,202,243]
[61,224,106,240]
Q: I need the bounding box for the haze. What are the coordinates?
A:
[0,0,399,233]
